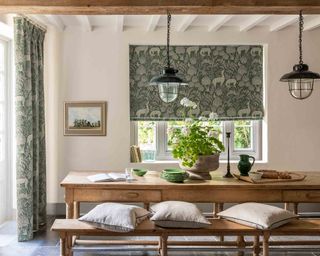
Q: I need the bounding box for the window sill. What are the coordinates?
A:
[130,159,268,165]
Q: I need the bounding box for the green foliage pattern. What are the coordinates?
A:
[169,121,225,167]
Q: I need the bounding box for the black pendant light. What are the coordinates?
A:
[280,10,320,100]
[149,11,187,103]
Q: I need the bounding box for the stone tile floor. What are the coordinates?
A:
[0,216,320,256]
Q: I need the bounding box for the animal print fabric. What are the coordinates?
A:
[129,45,264,121]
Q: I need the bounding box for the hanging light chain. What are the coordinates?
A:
[166,11,171,68]
[299,10,304,64]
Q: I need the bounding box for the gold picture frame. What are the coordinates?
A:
[64,101,107,136]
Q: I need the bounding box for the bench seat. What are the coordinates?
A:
[51,218,320,256]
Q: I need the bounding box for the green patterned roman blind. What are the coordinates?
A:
[129,45,264,121]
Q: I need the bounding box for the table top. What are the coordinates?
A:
[61,170,320,190]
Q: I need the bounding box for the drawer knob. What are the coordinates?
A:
[126,192,139,198]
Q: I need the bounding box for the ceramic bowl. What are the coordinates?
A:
[249,172,263,180]
[161,169,189,183]
[132,169,148,177]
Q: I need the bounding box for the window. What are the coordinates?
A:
[131,120,262,162]
[0,35,13,224]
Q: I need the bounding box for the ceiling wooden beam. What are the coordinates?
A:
[270,15,297,31]
[116,15,124,31]
[2,1,320,15]
[176,15,197,32]
[75,15,92,31]
[146,15,161,32]
[304,16,320,31]
[240,15,269,31]
[45,14,65,31]
[208,15,232,32]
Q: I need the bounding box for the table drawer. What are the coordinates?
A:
[74,189,161,202]
[162,189,282,203]
[283,190,320,202]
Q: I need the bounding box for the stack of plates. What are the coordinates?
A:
[160,169,189,183]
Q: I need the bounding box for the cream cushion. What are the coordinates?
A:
[150,201,210,228]
[79,203,150,232]
[217,203,297,230]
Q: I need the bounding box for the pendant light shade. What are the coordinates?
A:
[149,12,187,103]
[280,11,320,100]
[280,64,320,99]
[150,67,187,103]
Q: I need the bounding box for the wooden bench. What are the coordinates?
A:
[51,218,260,256]
[51,218,320,256]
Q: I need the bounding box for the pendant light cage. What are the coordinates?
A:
[280,10,320,100]
[149,11,187,103]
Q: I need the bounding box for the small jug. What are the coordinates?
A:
[237,154,255,176]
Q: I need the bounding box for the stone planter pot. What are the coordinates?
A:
[179,154,220,180]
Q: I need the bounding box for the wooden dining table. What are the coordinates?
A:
[61,170,320,219]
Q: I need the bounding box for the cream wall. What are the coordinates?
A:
[46,26,320,206]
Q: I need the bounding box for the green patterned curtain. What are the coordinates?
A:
[130,45,264,121]
[14,17,46,242]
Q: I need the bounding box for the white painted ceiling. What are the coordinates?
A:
[30,14,320,32]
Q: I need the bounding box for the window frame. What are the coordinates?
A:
[0,32,13,223]
[131,120,263,162]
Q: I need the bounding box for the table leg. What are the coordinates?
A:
[144,203,150,211]
[158,237,162,255]
[293,203,298,214]
[66,202,74,219]
[284,203,290,211]
[65,189,74,219]
[213,203,219,217]
[218,203,224,242]
[74,202,80,218]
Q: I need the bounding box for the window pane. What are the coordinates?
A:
[234,120,252,150]
[167,120,223,151]
[137,121,156,161]
[0,134,4,162]
[0,104,4,132]
[167,121,185,150]
[0,42,5,72]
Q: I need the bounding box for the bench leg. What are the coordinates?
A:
[67,235,73,256]
[59,233,67,256]
[253,235,260,256]
[263,232,270,256]
[160,235,168,256]
[73,202,80,243]
[237,235,246,256]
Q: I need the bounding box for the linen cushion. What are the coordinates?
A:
[79,203,150,232]
[217,202,297,230]
[150,201,210,228]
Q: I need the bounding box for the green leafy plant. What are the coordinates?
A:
[168,98,225,168]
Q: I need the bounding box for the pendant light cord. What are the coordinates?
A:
[299,10,304,64]
[166,11,171,68]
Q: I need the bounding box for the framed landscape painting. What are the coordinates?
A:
[64,101,107,136]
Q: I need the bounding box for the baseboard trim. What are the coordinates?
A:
[47,203,66,215]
